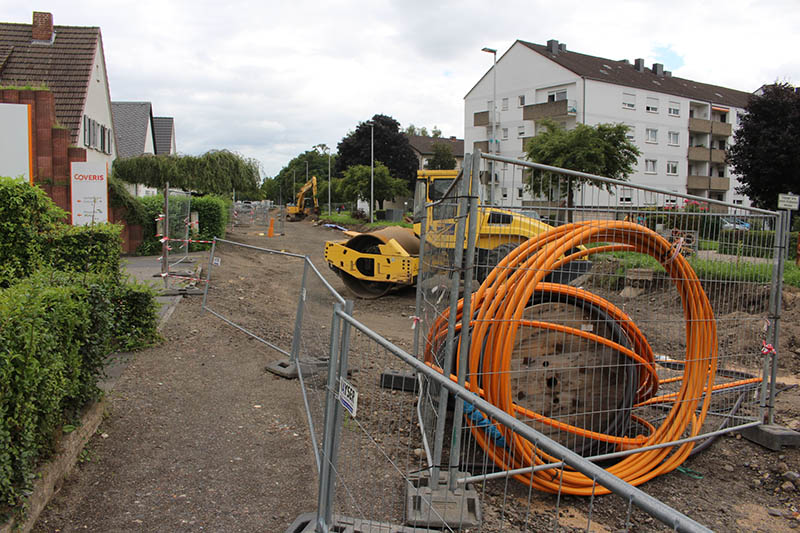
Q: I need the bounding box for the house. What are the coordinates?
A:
[153,116,176,155]
[464,39,753,207]
[111,101,161,197]
[0,12,116,169]
[406,135,464,170]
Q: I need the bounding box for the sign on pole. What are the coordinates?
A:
[778,193,799,211]
[70,162,109,225]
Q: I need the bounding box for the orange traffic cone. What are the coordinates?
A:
[267,217,275,238]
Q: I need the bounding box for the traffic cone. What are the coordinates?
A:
[267,217,275,238]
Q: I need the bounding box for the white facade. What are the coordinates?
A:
[464,42,750,208]
[78,39,116,169]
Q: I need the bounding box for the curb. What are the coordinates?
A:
[1,398,107,533]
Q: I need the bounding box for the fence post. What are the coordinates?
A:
[161,180,170,290]
[316,302,344,531]
[412,182,428,361]
[767,210,788,424]
[448,152,481,488]
[290,259,311,366]
[431,156,472,486]
[201,238,217,310]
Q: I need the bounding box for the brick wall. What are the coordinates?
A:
[0,89,142,254]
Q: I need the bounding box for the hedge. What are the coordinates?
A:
[41,223,122,279]
[135,193,230,255]
[718,230,798,260]
[0,177,65,283]
[0,270,160,513]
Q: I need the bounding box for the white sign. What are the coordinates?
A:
[0,103,33,183]
[339,379,358,418]
[778,193,799,211]
[70,162,109,225]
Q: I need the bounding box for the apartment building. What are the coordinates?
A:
[464,39,752,207]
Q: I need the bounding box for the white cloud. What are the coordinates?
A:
[1,0,797,176]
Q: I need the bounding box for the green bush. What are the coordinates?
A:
[134,194,230,255]
[41,223,123,279]
[0,177,66,284]
[718,230,798,260]
[0,270,160,513]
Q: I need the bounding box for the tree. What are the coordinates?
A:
[339,162,408,210]
[426,142,457,170]
[113,149,261,196]
[269,147,337,203]
[728,83,800,209]
[524,120,640,219]
[404,124,442,138]
[336,114,419,189]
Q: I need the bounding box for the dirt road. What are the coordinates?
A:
[33,219,800,532]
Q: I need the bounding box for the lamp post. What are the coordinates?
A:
[368,120,375,223]
[324,146,331,215]
[482,46,497,205]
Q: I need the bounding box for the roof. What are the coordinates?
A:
[0,21,100,143]
[518,40,752,109]
[152,116,174,155]
[406,135,464,157]
[111,101,153,158]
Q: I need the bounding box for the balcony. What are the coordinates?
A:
[687,176,730,191]
[688,146,727,163]
[688,118,732,136]
[522,99,577,121]
[473,140,489,153]
[473,110,489,127]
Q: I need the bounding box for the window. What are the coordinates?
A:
[646,128,658,143]
[518,126,525,137]
[502,128,508,140]
[548,90,567,102]
[502,188,508,199]
[620,187,633,204]
[717,167,725,177]
[646,97,659,113]
[502,97,509,111]
[517,188,523,199]
[734,199,743,205]
[622,92,635,109]
[668,131,679,146]
[645,159,657,173]
[717,139,726,150]
[625,126,635,141]
[666,161,678,175]
[518,95,526,107]
[668,101,680,116]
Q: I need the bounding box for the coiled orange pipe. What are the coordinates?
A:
[424,221,721,494]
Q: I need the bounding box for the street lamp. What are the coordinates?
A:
[367,120,375,223]
[323,146,332,215]
[482,46,497,205]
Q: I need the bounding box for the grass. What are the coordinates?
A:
[698,239,719,251]
[0,83,49,91]
[319,211,413,229]
[591,249,800,288]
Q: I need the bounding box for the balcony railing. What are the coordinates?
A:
[522,99,577,121]
[688,146,727,163]
[687,175,730,191]
[688,118,732,136]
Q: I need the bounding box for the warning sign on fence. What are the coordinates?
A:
[70,162,109,225]
[339,379,358,418]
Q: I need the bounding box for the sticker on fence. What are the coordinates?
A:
[213,256,221,267]
[339,379,358,418]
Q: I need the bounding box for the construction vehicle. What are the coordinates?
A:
[287,176,319,221]
[324,169,591,298]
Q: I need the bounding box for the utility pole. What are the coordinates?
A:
[482,47,497,205]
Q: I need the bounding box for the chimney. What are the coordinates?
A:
[547,39,560,55]
[634,58,645,72]
[558,43,566,53]
[664,70,672,77]
[653,63,664,77]
[32,12,53,42]
[450,136,456,140]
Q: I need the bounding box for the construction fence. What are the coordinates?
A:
[200,152,790,532]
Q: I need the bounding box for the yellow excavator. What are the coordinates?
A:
[287,176,319,221]
[324,169,591,298]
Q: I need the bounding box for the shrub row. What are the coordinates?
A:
[0,270,160,512]
[135,194,230,255]
[718,230,798,260]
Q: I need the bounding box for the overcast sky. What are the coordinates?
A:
[2,1,798,178]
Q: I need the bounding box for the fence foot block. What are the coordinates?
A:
[380,369,418,392]
[286,512,431,533]
[741,424,800,451]
[266,358,328,379]
[404,471,481,528]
